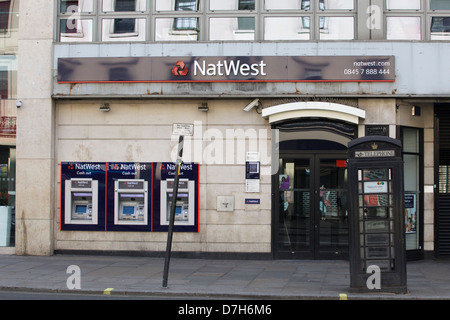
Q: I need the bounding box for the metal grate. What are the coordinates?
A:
[438,195,450,255]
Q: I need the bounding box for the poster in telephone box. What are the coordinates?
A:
[106,162,152,232]
[153,162,199,232]
[60,162,107,231]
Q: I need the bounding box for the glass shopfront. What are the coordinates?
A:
[401,127,423,258]
[0,0,18,248]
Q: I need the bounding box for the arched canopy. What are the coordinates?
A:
[262,101,366,124]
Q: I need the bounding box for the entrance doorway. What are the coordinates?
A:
[274,153,349,259]
[265,105,362,260]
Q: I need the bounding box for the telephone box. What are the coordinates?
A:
[347,136,407,293]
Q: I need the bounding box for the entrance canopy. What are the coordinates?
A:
[262,101,366,124]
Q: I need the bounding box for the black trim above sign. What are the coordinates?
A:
[57,56,395,83]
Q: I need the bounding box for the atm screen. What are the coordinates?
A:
[175,206,182,216]
[75,205,87,214]
[123,206,135,215]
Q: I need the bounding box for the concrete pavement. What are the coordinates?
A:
[0,254,449,299]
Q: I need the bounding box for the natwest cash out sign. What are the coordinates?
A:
[57,56,395,83]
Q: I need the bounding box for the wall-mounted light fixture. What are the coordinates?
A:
[412,106,421,116]
[198,103,209,112]
[99,103,110,112]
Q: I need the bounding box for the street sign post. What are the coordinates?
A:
[162,124,194,288]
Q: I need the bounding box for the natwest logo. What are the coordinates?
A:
[194,59,267,77]
[172,60,189,76]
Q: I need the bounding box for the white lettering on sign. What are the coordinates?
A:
[119,163,147,170]
[355,150,395,158]
[75,163,102,170]
[165,163,193,171]
[194,60,267,77]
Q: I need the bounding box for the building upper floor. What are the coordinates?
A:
[0,0,19,55]
[57,0,450,43]
[0,0,445,100]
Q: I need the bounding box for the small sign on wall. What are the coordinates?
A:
[217,196,234,212]
[246,152,260,193]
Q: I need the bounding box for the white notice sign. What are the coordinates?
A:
[246,179,260,193]
[364,181,388,193]
[172,123,194,136]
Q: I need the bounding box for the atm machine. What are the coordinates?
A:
[65,178,98,225]
[160,178,195,226]
[114,179,148,225]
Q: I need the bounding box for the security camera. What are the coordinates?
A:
[16,100,22,108]
[243,98,260,112]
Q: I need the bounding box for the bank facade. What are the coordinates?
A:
[4,0,450,260]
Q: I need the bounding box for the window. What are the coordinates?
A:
[175,0,198,11]
[114,0,136,11]
[156,18,199,40]
[60,19,93,41]
[210,0,255,11]
[103,0,146,12]
[386,16,421,40]
[386,0,421,10]
[56,0,450,42]
[321,0,354,10]
[60,0,79,13]
[429,0,450,40]
[0,0,9,31]
[113,18,136,34]
[431,16,450,39]
[60,0,94,12]
[264,0,303,10]
[156,0,197,11]
[264,17,311,40]
[101,0,146,41]
[238,0,255,10]
[109,0,137,35]
[173,0,198,31]
[0,71,7,99]
[237,17,254,30]
[319,16,354,40]
[430,0,450,10]
[155,0,199,41]
[210,17,255,40]
[102,18,145,40]
[59,0,94,41]
[401,127,423,252]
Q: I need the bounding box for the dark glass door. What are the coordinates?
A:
[275,154,348,259]
[317,157,349,259]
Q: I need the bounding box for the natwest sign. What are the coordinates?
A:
[58,56,395,83]
[193,59,267,77]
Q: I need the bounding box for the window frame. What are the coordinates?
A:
[55,0,450,42]
[400,126,424,255]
